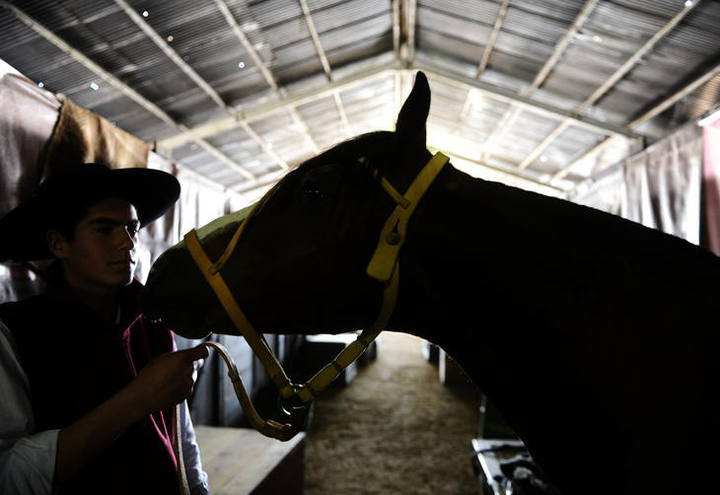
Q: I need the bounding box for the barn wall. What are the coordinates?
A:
[703,121,720,256]
[569,122,706,246]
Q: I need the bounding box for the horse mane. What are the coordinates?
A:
[295,131,395,174]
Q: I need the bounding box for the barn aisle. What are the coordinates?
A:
[304,332,482,494]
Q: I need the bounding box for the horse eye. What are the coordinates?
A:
[302,186,325,200]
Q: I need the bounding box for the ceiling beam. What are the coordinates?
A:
[480,0,600,159]
[459,0,510,122]
[299,0,332,80]
[398,0,417,66]
[517,0,699,172]
[214,0,310,163]
[298,0,351,137]
[392,0,401,60]
[551,136,617,184]
[113,0,226,108]
[118,0,292,172]
[627,61,720,128]
[476,0,509,78]
[415,61,641,139]
[213,0,316,157]
[159,58,641,153]
[161,54,645,155]
[157,60,400,150]
[1,1,257,182]
[555,59,720,184]
[406,0,417,64]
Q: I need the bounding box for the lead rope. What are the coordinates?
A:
[175,403,191,495]
[183,152,449,440]
[202,340,298,439]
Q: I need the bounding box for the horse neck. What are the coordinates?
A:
[392,166,564,340]
[388,165,609,399]
[385,164,720,493]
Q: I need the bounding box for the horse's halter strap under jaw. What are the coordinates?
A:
[183,152,449,440]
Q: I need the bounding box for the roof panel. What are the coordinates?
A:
[1,0,718,198]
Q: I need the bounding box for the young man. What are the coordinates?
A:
[0,163,210,494]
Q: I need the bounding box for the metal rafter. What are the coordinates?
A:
[517,0,700,172]
[299,0,332,80]
[298,0,351,137]
[396,0,419,66]
[213,0,312,162]
[2,1,257,182]
[396,0,418,67]
[113,0,225,107]
[480,0,600,159]
[392,0,401,60]
[118,0,288,177]
[458,0,510,129]
[476,0,510,78]
[334,92,352,137]
[405,0,417,65]
[415,61,641,139]
[159,58,639,155]
[555,60,720,184]
[158,61,401,151]
[626,63,720,129]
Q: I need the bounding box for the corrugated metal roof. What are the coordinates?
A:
[1,0,718,198]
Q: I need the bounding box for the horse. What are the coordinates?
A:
[141,72,720,495]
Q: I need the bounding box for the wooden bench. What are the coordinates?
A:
[195,426,305,495]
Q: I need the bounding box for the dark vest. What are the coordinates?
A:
[0,281,181,495]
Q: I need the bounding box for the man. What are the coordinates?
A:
[0,163,210,494]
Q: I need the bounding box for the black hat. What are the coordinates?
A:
[0,163,180,262]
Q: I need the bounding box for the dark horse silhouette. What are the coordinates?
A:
[142,72,720,495]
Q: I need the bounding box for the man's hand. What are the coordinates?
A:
[130,345,209,414]
[55,344,209,483]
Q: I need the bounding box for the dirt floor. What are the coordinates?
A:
[303,332,483,495]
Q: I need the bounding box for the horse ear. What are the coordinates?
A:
[395,71,430,148]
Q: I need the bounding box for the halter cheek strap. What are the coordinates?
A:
[183,152,449,440]
[368,152,449,282]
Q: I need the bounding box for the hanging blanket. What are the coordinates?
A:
[40,96,150,177]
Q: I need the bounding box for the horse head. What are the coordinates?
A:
[142,72,438,339]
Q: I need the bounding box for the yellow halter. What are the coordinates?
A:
[183,152,449,440]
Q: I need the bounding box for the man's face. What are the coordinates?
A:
[50,198,140,293]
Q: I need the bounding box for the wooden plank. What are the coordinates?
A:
[195,426,305,494]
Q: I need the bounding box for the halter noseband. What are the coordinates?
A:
[183,152,449,440]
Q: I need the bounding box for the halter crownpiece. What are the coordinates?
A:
[183,152,449,440]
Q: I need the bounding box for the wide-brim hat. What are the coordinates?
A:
[0,163,180,262]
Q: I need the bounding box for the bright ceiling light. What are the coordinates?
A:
[142,10,149,17]
[89,82,99,90]
[238,61,246,69]
[37,81,44,87]
[166,35,174,42]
